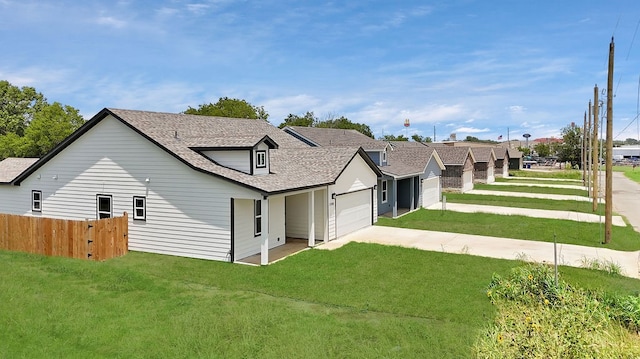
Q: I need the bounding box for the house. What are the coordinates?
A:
[0,108,382,264]
[508,149,523,170]
[493,148,510,177]
[282,127,445,217]
[471,147,497,183]
[432,146,475,192]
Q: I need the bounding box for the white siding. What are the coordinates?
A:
[233,199,257,260]
[332,155,377,194]
[268,196,286,248]
[202,150,250,173]
[284,189,326,240]
[10,116,260,261]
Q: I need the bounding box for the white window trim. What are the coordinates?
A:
[32,190,42,212]
[254,199,262,236]
[256,150,267,168]
[96,194,113,219]
[381,181,388,203]
[133,196,146,221]
[382,150,387,164]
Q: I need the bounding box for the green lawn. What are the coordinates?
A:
[444,193,604,214]
[377,209,640,251]
[474,183,588,196]
[496,177,583,185]
[1,247,638,358]
[509,169,582,179]
[614,165,640,184]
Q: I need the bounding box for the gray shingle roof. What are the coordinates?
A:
[11,108,382,194]
[434,146,474,165]
[284,126,388,151]
[386,147,444,176]
[470,147,495,163]
[508,148,523,158]
[0,157,38,183]
[387,141,428,148]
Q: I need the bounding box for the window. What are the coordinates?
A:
[133,196,146,221]
[381,181,388,203]
[256,150,266,168]
[254,199,262,236]
[96,195,112,219]
[32,190,42,212]
[382,150,387,164]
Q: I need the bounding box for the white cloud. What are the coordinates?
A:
[186,3,210,15]
[95,16,127,29]
[452,127,490,134]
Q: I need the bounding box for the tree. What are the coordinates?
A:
[0,80,46,136]
[316,115,374,138]
[517,146,531,156]
[21,103,84,157]
[624,138,639,145]
[380,134,408,141]
[0,81,84,160]
[464,135,480,142]
[185,97,269,120]
[557,123,582,165]
[411,134,432,143]
[278,112,316,128]
[533,142,551,157]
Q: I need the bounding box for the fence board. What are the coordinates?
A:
[0,213,127,261]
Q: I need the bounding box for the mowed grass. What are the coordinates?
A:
[495,177,583,185]
[377,209,640,251]
[509,170,582,180]
[444,193,604,214]
[474,183,588,196]
[1,247,639,358]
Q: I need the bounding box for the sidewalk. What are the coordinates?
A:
[425,202,625,226]
[318,226,640,279]
[489,182,586,190]
[466,189,592,202]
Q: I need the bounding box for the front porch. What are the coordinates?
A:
[237,238,319,265]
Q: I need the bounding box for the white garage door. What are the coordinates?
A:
[462,171,473,192]
[336,190,372,237]
[487,167,495,183]
[422,177,440,207]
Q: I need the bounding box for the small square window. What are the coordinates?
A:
[133,196,146,221]
[256,150,266,168]
[32,190,42,212]
[254,199,262,236]
[96,195,112,219]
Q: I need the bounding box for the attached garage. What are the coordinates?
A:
[421,177,440,207]
[462,171,473,192]
[335,189,373,238]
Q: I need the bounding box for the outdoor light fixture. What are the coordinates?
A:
[145,177,150,183]
[331,193,336,199]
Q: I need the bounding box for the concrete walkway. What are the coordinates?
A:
[425,202,625,226]
[318,226,640,279]
[466,189,592,202]
[613,171,640,233]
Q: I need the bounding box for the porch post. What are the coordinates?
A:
[410,177,415,210]
[308,190,315,247]
[392,180,398,218]
[260,197,269,265]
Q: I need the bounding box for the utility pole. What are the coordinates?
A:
[592,86,599,212]
[582,111,587,185]
[586,102,592,196]
[604,38,615,244]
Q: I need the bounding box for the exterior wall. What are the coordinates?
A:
[203,150,250,173]
[5,116,261,262]
[377,177,395,215]
[474,163,489,182]
[441,166,463,190]
[284,190,326,240]
[366,151,381,166]
[397,177,414,209]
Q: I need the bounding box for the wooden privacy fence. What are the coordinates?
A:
[0,212,128,261]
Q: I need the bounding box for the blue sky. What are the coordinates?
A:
[2,1,640,142]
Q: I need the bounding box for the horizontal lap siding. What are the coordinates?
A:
[16,116,258,261]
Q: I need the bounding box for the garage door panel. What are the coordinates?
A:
[336,190,371,237]
[422,177,440,207]
[462,171,473,192]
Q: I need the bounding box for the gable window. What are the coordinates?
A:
[96,195,112,219]
[381,181,388,203]
[32,190,42,212]
[256,150,266,168]
[133,196,146,221]
[254,200,262,236]
[382,150,387,164]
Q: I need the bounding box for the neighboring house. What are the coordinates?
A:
[386,145,445,209]
[282,127,445,217]
[471,147,497,184]
[508,149,523,170]
[433,146,476,192]
[0,108,382,265]
[493,148,510,177]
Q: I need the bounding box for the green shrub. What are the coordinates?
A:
[475,264,640,358]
